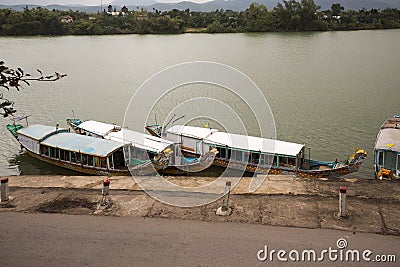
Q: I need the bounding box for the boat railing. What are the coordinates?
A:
[41,154,111,171]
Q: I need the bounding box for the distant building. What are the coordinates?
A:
[60,15,73,24]
[107,11,126,17]
[135,9,148,21]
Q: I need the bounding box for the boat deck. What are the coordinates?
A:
[381,116,400,129]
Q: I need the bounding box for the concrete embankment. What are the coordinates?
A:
[1,175,399,235]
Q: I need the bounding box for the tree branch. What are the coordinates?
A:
[1,61,67,118]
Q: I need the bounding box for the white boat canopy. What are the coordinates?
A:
[17,124,68,141]
[77,120,174,153]
[107,129,174,153]
[167,125,219,139]
[204,132,305,157]
[42,132,124,157]
[375,128,400,153]
[77,120,119,136]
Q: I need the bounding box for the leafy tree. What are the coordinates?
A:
[0,61,66,117]
[331,3,344,16]
[121,6,129,13]
[273,0,320,31]
[298,0,320,30]
[273,0,302,31]
[242,3,272,32]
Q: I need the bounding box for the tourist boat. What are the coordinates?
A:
[67,119,218,175]
[6,123,132,175]
[6,117,173,175]
[374,115,400,180]
[147,124,367,178]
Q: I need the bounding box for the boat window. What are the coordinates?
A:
[378,151,384,166]
[41,145,49,156]
[262,154,274,166]
[279,156,290,167]
[147,152,155,160]
[75,153,82,164]
[217,147,226,159]
[384,151,397,170]
[60,150,64,161]
[94,157,100,167]
[288,157,296,166]
[113,150,125,169]
[398,154,400,172]
[273,156,279,167]
[88,155,94,167]
[81,154,88,165]
[130,146,148,161]
[231,150,242,161]
[71,152,76,163]
[260,154,265,165]
[108,156,114,169]
[100,157,107,168]
[243,152,250,163]
[124,147,130,164]
[250,153,259,164]
[137,148,148,161]
[50,147,56,158]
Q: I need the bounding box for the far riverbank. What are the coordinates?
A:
[1,2,399,36]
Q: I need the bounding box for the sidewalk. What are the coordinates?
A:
[1,175,399,236]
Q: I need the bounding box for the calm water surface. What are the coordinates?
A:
[1,30,399,177]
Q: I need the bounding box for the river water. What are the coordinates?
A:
[1,30,399,177]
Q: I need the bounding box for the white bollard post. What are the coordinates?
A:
[102,179,110,196]
[216,181,232,216]
[1,177,9,202]
[339,186,347,218]
[97,178,112,210]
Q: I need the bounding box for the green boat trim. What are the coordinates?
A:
[6,124,24,138]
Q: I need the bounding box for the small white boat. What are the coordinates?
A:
[374,115,400,180]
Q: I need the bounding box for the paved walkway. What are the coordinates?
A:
[7,175,400,198]
[0,212,398,267]
[1,175,399,236]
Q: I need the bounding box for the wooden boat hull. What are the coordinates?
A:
[25,150,130,176]
[211,150,366,178]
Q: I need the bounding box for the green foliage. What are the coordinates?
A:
[331,3,344,16]
[0,1,399,35]
[0,61,66,117]
[242,3,272,32]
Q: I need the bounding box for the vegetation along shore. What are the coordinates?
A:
[0,0,400,35]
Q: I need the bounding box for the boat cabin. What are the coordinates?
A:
[165,125,306,170]
[202,132,306,170]
[17,125,128,171]
[16,124,69,154]
[375,116,400,179]
[166,125,218,155]
[71,120,175,164]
